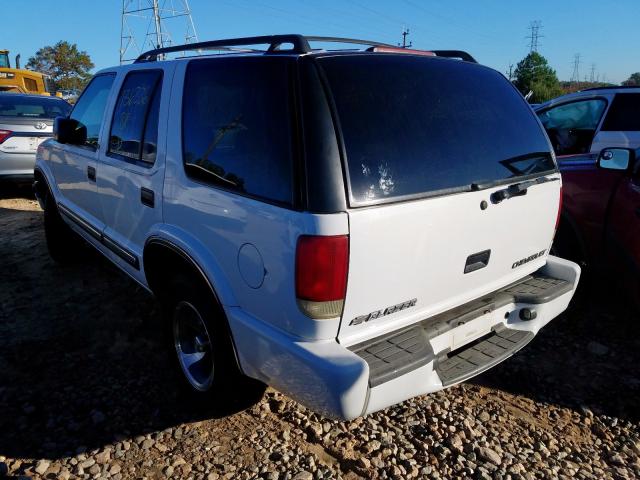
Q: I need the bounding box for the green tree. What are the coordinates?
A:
[622,72,640,86]
[26,41,94,91]
[513,52,563,103]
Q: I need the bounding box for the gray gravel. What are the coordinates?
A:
[1,194,639,480]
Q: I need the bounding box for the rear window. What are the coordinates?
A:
[0,95,71,118]
[318,55,555,204]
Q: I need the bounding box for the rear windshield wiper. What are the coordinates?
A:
[490,176,557,204]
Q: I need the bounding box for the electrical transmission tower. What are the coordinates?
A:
[526,21,543,52]
[590,63,596,83]
[120,0,198,64]
[571,54,581,84]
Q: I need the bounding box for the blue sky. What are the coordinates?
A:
[2,0,638,83]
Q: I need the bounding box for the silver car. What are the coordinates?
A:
[0,93,71,182]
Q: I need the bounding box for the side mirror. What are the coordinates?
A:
[54,116,86,145]
[597,148,632,171]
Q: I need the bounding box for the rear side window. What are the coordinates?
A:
[108,70,162,165]
[182,57,293,205]
[318,55,555,204]
[601,93,640,131]
[70,74,115,149]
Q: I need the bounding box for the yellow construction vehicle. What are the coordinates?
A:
[0,50,53,95]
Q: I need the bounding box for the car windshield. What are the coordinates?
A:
[0,95,71,118]
[318,54,556,204]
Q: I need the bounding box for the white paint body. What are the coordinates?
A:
[37,55,581,420]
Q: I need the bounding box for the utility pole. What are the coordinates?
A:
[120,0,198,64]
[526,21,543,52]
[399,28,412,48]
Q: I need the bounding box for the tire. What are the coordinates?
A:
[163,276,265,413]
[43,191,84,264]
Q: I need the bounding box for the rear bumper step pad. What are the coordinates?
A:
[349,271,570,387]
[435,326,533,386]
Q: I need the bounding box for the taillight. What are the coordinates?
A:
[0,129,12,144]
[295,235,349,319]
[555,186,563,231]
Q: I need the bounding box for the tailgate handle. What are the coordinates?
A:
[464,249,491,274]
[87,166,96,182]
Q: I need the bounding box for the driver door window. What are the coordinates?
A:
[69,74,115,149]
[537,99,607,156]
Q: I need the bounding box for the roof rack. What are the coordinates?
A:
[135,34,396,62]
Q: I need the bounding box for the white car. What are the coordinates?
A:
[0,93,71,182]
[34,35,580,420]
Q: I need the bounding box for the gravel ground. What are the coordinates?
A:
[1,187,639,480]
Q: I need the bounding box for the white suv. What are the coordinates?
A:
[34,35,580,420]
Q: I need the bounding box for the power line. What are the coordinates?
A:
[526,20,543,52]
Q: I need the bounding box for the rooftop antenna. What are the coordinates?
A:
[120,0,198,64]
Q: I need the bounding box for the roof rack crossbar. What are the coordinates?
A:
[135,34,398,62]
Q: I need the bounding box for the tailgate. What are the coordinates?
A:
[339,176,561,343]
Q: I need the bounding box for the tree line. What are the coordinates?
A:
[513,51,639,103]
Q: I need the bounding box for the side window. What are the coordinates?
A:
[24,77,38,92]
[537,99,607,156]
[69,74,115,149]
[182,57,293,205]
[601,94,640,131]
[109,70,162,165]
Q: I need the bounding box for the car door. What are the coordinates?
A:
[537,98,608,159]
[96,66,170,283]
[606,154,640,303]
[49,73,116,226]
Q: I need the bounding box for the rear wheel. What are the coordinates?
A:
[164,276,265,412]
[43,190,84,264]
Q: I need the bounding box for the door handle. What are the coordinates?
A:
[141,187,155,208]
[87,166,96,182]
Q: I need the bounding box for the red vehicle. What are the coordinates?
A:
[555,147,640,303]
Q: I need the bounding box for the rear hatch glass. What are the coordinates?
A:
[0,96,71,118]
[317,54,555,205]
